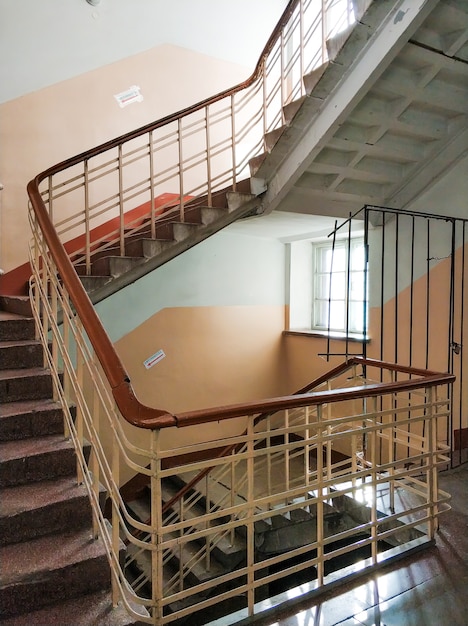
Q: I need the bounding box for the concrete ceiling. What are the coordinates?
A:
[252,0,468,223]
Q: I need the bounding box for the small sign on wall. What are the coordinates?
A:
[114,85,143,108]
[143,349,166,370]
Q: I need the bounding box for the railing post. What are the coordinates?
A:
[427,386,438,537]
[149,131,156,239]
[111,431,120,608]
[91,354,101,540]
[205,106,212,207]
[178,118,185,222]
[230,94,237,191]
[370,396,378,565]
[151,429,164,624]
[118,145,125,256]
[316,403,324,587]
[246,415,255,616]
[48,175,53,223]
[75,318,85,486]
[84,159,91,274]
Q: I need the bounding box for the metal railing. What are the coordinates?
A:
[26,228,455,621]
[25,0,457,623]
[27,0,355,279]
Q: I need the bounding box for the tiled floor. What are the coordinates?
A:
[254,464,468,626]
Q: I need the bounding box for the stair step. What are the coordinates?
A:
[0,398,67,441]
[0,312,35,342]
[0,296,33,317]
[0,525,114,619]
[0,339,44,370]
[264,126,286,152]
[0,367,54,403]
[92,255,146,278]
[79,275,112,293]
[173,221,202,240]
[0,476,92,546]
[125,237,174,259]
[0,434,78,487]
[249,153,267,177]
[0,588,146,626]
[137,482,246,568]
[283,96,307,125]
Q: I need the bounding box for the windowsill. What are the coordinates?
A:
[283,329,370,343]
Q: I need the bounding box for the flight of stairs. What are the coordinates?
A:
[73,179,261,299]
[0,296,145,625]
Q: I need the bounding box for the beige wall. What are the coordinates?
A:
[0,44,249,273]
[115,304,286,452]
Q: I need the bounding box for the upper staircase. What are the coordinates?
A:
[72,180,261,299]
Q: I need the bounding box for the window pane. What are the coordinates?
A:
[329,301,345,330]
[350,271,365,300]
[350,243,366,270]
[315,274,330,299]
[330,271,346,299]
[349,301,366,333]
[311,237,367,334]
[313,300,329,328]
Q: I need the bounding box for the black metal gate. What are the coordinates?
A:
[327,206,467,467]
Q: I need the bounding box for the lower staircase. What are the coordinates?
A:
[0,296,144,625]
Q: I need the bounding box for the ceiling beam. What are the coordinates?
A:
[261,0,440,215]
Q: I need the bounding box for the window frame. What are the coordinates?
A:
[311,237,367,336]
[286,235,368,340]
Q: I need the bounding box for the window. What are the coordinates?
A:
[287,237,368,338]
[312,238,367,335]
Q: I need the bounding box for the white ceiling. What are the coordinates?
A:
[0,0,288,103]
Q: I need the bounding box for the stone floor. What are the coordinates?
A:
[253,463,468,626]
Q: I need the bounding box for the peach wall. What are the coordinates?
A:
[0,44,249,274]
[115,304,286,452]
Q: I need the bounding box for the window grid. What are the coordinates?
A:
[312,238,367,334]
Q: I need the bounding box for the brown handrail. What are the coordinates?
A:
[175,357,455,425]
[26,0,298,431]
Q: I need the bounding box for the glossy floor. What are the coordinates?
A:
[254,464,468,626]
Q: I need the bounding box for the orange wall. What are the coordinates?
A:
[115,305,286,451]
[0,44,249,275]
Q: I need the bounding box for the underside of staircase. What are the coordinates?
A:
[0,296,145,625]
[73,179,262,304]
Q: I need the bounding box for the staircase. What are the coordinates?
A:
[0,297,145,625]
[72,180,261,300]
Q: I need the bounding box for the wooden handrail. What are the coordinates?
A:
[175,361,455,426]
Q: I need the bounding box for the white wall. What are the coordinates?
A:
[96,228,285,342]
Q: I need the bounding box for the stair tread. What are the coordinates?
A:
[0,397,62,418]
[0,311,32,322]
[0,525,108,586]
[0,589,145,626]
[0,366,50,381]
[0,433,73,463]
[0,338,41,348]
[0,475,86,518]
